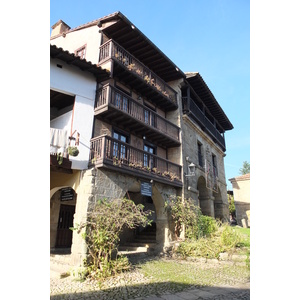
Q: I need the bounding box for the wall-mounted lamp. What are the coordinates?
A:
[185,162,196,177]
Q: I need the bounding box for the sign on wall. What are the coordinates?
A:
[141,181,152,197]
[60,187,75,201]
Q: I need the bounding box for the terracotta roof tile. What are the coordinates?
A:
[229,173,250,182]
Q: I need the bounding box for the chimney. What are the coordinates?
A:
[51,20,71,37]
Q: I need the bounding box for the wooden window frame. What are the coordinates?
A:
[75,44,87,59]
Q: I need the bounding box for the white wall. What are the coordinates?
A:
[50,25,101,65]
[50,58,97,170]
[50,111,72,133]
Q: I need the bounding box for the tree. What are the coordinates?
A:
[239,161,250,175]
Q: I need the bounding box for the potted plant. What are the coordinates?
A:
[68,146,79,157]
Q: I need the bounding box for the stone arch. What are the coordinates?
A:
[118,180,173,250]
[50,186,77,250]
[197,175,214,217]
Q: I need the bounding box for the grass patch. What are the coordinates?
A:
[137,258,250,290]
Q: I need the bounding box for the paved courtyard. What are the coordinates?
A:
[50,273,249,300]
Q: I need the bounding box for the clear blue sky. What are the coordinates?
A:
[50,0,250,189]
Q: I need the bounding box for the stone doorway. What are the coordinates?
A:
[119,192,157,247]
[50,187,77,251]
[56,204,75,248]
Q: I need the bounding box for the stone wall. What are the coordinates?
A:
[70,167,180,266]
[181,115,229,220]
[229,174,250,227]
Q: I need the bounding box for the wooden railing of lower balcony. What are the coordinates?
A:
[90,135,182,184]
[99,39,177,105]
[95,84,180,144]
[182,97,226,150]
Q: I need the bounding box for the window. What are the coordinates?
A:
[114,92,122,109]
[198,142,203,167]
[144,104,156,127]
[212,154,218,177]
[114,91,128,112]
[113,131,128,160]
[75,45,86,59]
[143,144,156,169]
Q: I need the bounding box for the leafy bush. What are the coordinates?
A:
[196,213,219,238]
[165,196,218,240]
[220,224,243,248]
[176,224,247,259]
[73,198,153,280]
[165,196,199,238]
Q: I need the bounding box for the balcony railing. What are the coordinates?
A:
[99,39,177,106]
[95,84,180,145]
[182,97,226,150]
[90,135,182,185]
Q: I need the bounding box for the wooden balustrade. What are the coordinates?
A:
[99,39,177,105]
[95,84,180,143]
[90,135,182,182]
[182,97,226,150]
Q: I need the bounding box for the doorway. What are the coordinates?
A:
[55,204,75,248]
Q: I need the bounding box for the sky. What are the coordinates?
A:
[50,0,250,189]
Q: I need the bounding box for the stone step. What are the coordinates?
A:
[50,254,72,279]
[50,254,72,264]
[50,262,71,279]
[118,241,157,253]
[134,235,156,241]
[136,232,156,237]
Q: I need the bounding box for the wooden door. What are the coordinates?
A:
[56,205,75,248]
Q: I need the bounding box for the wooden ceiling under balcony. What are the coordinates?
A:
[95,104,181,148]
[112,62,178,111]
[98,12,185,83]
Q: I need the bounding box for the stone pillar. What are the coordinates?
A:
[156,219,170,250]
[199,196,215,217]
[50,191,61,248]
[71,168,96,268]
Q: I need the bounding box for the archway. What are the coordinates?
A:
[197,176,214,217]
[50,186,77,251]
[118,190,157,247]
[118,181,170,249]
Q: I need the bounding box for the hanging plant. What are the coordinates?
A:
[57,152,63,165]
[68,146,79,157]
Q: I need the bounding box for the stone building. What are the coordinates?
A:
[50,11,233,268]
[229,173,250,227]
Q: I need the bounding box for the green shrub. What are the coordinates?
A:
[165,196,199,238]
[220,224,243,248]
[73,198,153,281]
[176,224,247,259]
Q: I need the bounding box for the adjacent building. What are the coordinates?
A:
[50,11,233,267]
[229,173,250,227]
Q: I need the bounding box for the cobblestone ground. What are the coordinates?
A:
[50,259,250,300]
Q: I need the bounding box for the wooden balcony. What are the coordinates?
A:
[50,153,72,173]
[89,135,182,187]
[182,97,226,151]
[99,39,178,110]
[94,84,180,148]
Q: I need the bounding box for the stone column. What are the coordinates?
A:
[199,196,215,217]
[71,168,96,268]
